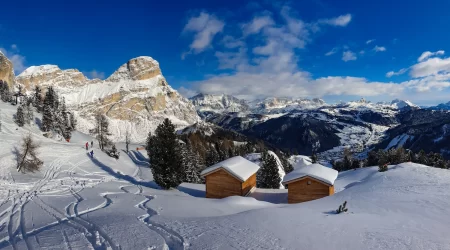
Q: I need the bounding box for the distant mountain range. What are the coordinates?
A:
[188,93,450,160]
[3,50,450,160]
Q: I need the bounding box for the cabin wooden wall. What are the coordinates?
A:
[205,169,242,198]
[287,177,333,204]
[241,173,256,196]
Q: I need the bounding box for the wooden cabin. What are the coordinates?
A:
[201,156,260,199]
[282,164,338,204]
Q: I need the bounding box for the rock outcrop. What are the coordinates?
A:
[16,56,199,142]
[0,51,15,89]
[16,65,88,90]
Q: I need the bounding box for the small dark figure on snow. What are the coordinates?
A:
[90,150,94,158]
[91,141,93,148]
[85,142,89,150]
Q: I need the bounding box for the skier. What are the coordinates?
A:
[90,150,94,158]
[91,141,93,148]
[85,142,89,150]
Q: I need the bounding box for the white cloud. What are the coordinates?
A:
[242,15,275,35]
[222,35,245,49]
[410,56,450,78]
[183,6,450,102]
[359,50,365,55]
[318,14,352,27]
[182,12,225,56]
[0,46,26,74]
[386,68,408,78]
[325,47,339,56]
[366,39,375,44]
[85,70,105,79]
[342,51,357,62]
[417,50,445,62]
[373,46,386,52]
[178,86,198,98]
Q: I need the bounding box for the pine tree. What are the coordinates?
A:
[258,151,281,189]
[69,112,77,131]
[181,142,203,184]
[42,87,56,132]
[92,113,111,150]
[26,103,33,125]
[125,128,131,153]
[33,86,43,111]
[15,105,25,127]
[311,153,318,163]
[16,134,43,173]
[146,118,183,189]
[205,146,220,166]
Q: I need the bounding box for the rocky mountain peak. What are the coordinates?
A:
[190,93,249,113]
[0,51,15,89]
[16,64,88,90]
[106,56,162,82]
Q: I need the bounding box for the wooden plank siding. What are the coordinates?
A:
[205,169,257,198]
[241,173,257,196]
[205,169,243,198]
[287,177,334,204]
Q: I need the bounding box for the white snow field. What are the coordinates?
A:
[1,101,450,249]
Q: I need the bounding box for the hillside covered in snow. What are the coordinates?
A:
[0,100,449,249]
[14,56,199,143]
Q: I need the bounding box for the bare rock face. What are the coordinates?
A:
[0,51,15,89]
[106,56,162,82]
[16,65,88,90]
[16,56,199,142]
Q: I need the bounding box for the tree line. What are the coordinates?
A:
[147,118,292,189]
[332,147,450,172]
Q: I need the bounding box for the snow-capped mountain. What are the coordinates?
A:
[428,101,450,110]
[390,99,419,110]
[250,97,326,113]
[0,51,15,89]
[190,93,249,114]
[16,65,89,90]
[16,56,199,142]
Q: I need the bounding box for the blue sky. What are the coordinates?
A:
[1,0,450,105]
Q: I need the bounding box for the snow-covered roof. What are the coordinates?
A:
[282,164,338,186]
[201,156,260,182]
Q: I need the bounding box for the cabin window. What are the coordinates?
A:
[307,181,311,185]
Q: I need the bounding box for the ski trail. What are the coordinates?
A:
[34,196,119,250]
[62,229,72,250]
[19,203,33,250]
[134,196,186,250]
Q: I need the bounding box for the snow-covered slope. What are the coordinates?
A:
[1,99,449,249]
[16,56,199,142]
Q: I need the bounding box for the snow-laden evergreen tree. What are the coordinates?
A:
[42,87,56,132]
[125,128,131,153]
[15,105,25,127]
[25,103,33,125]
[16,133,43,173]
[92,113,111,150]
[258,151,281,189]
[33,86,43,112]
[181,141,203,184]
[69,112,77,131]
[0,81,11,102]
[57,98,71,140]
[205,146,220,166]
[146,118,183,189]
